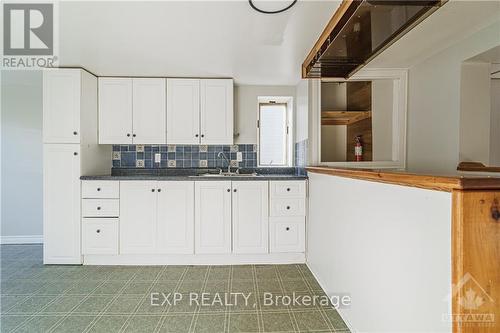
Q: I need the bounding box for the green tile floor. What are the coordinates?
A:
[0,245,349,332]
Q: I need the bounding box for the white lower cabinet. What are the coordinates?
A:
[195,181,232,254]
[157,182,195,254]
[270,217,305,253]
[120,181,195,254]
[82,218,119,255]
[83,179,306,261]
[44,144,82,264]
[120,181,158,254]
[232,181,269,254]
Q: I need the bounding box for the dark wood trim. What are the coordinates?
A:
[306,167,500,192]
[457,162,500,173]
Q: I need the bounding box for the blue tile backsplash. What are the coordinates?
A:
[112,144,257,169]
[294,139,308,176]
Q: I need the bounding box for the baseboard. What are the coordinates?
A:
[0,235,43,245]
[84,252,306,265]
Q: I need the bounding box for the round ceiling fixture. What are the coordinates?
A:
[249,0,297,14]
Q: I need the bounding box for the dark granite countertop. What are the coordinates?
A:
[81,168,308,181]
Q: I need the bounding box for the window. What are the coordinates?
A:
[258,103,289,166]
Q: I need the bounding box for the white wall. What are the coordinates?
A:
[320,125,346,162]
[234,85,295,144]
[372,79,394,161]
[490,79,500,165]
[295,80,309,143]
[459,62,491,164]
[307,173,452,333]
[1,70,43,243]
[406,21,500,173]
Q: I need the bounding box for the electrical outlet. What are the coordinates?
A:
[236,152,243,162]
[154,153,161,163]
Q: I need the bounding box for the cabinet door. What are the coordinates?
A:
[166,79,200,144]
[132,78,166,144]
[232,181,269,254]
[157,181,194,254]
[43,144,81,264]
[43,70,81,143]
[120,181,157,254]
[200,79,233,144]
[195,181,232,254]
[98,78,133,144]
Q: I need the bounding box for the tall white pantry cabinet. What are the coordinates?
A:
[43,69,110,264]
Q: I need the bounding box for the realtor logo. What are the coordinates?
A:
[3,3,53,55]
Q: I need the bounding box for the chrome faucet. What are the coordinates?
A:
[217,152,231,174]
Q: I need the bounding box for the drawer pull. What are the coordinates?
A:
[127,133,131,137]
[287,188,291,191]
[227,189,230,192]
[73,131,78,135]
[286,227,290,231]
[157,189,161,192]
[97,207,101,210]
[233,189,237,192]
[97,188,101,192]
[96,229,101,233]
[286,206,290,210]
[151,189,155,192]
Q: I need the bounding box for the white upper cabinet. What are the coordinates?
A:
[167,78,233,145]
[167,79,200,144]
[99,78,166,144]
[132,78,166,144]
[157,181,195,254]
[43,70,81,143]
[98,78,133,144]
[200,79,234,144]
[195,181,232,254]
[232,181,269,254]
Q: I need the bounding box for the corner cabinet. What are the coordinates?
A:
[98,78,166,144]
[167,78,233,145]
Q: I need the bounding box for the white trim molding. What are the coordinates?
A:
[84,252,305,265]
[1,235,43,245]
[310,68,408,169]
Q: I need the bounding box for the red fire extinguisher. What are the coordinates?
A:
[355,136,363,161]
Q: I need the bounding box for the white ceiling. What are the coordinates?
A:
[366,0,500,69]
[58,0,340,85]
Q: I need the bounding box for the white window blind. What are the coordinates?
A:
[259,103,287,166]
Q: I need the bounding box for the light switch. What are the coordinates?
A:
[236,152,243,162]
[154,153,161,163]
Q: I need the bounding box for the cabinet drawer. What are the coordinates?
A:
[82,218,118,255]
[270,198,305,217]
[82,199,119,217]
[270,181,306,199]
[82,181,119,199]
[270,217,305,253]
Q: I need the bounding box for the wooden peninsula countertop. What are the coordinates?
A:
[306,166,500,192]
